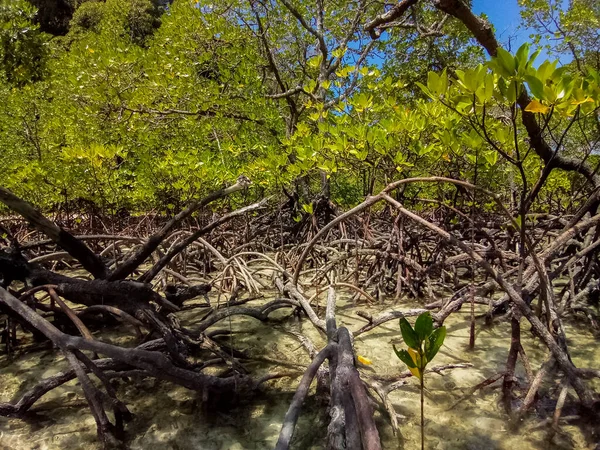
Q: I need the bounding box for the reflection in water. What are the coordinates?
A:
[0,289,597,449]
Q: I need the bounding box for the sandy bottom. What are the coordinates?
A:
[1,288,598,450]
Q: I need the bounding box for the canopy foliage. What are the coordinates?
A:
[0,0,598,217]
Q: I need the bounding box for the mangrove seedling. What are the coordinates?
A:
[393,312,446,450]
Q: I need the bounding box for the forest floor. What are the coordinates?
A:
[1,282,597,449]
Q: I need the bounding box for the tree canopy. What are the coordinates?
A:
[0,0,595,217]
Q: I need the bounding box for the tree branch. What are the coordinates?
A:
[431,0,600,188]
[109,176,251,281]
[139,198,268,283]
[0,187,107,279]
[364,0,418,39]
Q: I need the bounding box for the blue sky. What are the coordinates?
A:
[472,0,572,65]
[472,0,525,51]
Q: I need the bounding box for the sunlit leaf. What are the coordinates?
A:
[525,75,545,100]
[571,97,593,105]
[357,355,372,365]
[496,48,516,76]
[407,348,424,378]
[524,99,551,113]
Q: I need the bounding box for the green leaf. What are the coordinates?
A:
[507,80,518,103]
[483,150,498,166]
[527,48,541,69]
[515,43,530,69]
[416,81,433,99]
[331,47,346,59]
[353,92,372,112]
[425,326,446,361]
[455,69,466,86]
[483,72,494,102]
[302,203,314,214]
[393,345,416,368]
[537,60,557,81]
[307,55,322,69]
[414,312,433,341]
[525,75,545,100]
[399,317,420,349]
[496,48,516,75]
[336,65,354,78]
[439,68,448,96]
[514,214,523,229]
[427,71,440,95]
[497,77,508,100]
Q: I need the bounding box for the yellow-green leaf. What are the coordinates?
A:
[524,100,551,114]
[357,355,372,365]
[407,348,424,379]
[571,97,593,105]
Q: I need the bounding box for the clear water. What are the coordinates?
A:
[1,288,598,449]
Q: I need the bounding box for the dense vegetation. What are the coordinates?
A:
[1,0,594,214]
[0,0,599,448]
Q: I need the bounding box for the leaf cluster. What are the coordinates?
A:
[393,312,446,379]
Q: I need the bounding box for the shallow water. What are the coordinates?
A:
[1,288,598,450]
